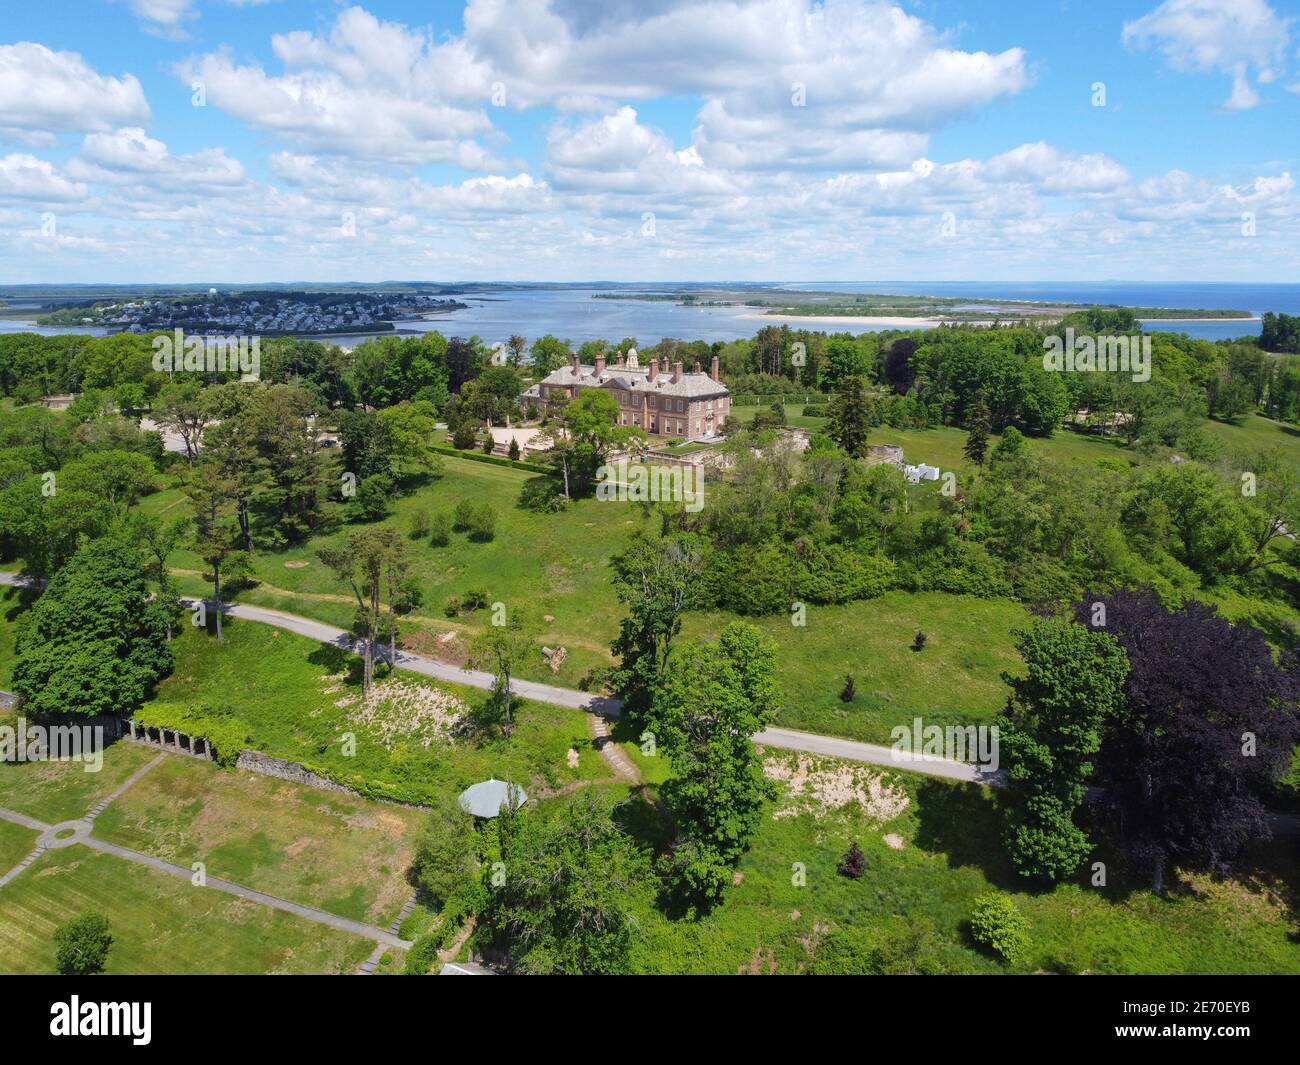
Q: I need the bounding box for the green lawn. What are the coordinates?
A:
[0,716,160,823]
[0,818,37,871]
[94,755,425,926]
[1204,412,1300,475]
[148,618,611,805]
[683,592,1028,744]
[0,846,373,975]
[619,755,1300,975]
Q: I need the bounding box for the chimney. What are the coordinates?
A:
[710,355,720,382]
[647,358,658,383]
[594,354,606,377]
[692,360,701,374]
[616,352,625,368]
[570,353,580,375]
[672,361,683,384]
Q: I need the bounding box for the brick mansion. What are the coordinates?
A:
[524,349,731,442]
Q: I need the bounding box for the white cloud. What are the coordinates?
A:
[1123,0,1291,110]
[0,154,87,202]
[69,127,246,190]
[0,44,151,142]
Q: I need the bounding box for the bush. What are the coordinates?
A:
[408,509,431,540]
[481,433,495,455]
[429,510,452,546]
[840,675,855,702]
[443,595,462,617]
[404,932,442,975]
[223,550,259,593]
[351,473,393,520]
[467,503,496,542]
[461,587,489,611]
[969,893,1030,963]
[453,499,476,531]
[394,575,423,614]
[54,913,112,975]
[507,438,521,461]
[838,841,865,878]
[912,631,927,652]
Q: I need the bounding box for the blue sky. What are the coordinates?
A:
[0,0,1297,282]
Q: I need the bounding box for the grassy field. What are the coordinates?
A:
[0,846,374,975]
[94,755,425,926]
[142,452,1030,747]
[0,716,160,823]
[149,618,611,805]
[1204,412,1300,475]
[0,819,37,871]
[618,755,1300,974]
[684,592,1028,744]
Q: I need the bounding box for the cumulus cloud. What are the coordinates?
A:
[69,127,246,190]
[1123,0,1292,110]
[0,154,87,202]
[0,44,151,142]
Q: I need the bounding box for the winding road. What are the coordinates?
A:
[0,571,991,785]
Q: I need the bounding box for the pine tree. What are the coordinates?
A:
[827,376,871,457]
[840,674,856,702]
[964,391,991,466]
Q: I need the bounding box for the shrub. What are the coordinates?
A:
[481,433,495,455]
[53,913,112,975]
[840,675,855,702]
[461,587,489,611]
[394,575,423,614]
[404,932,442,975]
[443,595,462,617]
[969,893,1030,963]
[223,550,259,593]
[453,499,476,531]
[467,503,496,542]
[451,423,477,450]
[838,841,865,879]
[507,438,521,461]
[351,473,393,520]
[429,510,452,546]
[408,509,431,540]
[912,631,927,652]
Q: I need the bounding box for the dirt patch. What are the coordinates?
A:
[284,560,309,569]
[884,833,906,850]
[400,630,468,666]
[763,752,910,823]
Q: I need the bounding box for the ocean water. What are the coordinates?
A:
[1,282,1290,346]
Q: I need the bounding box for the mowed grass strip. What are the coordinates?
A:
[0,716,160,824]
[93,755,424,926]
[0,847,374,975]
[0,818,38,871]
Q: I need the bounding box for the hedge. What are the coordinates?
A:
[430,443,552,475]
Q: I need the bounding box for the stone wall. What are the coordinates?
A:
[233,749,354,795]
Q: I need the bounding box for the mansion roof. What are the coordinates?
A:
[537,361,729,401]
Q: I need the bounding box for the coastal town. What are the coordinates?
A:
[35,291,467,336]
